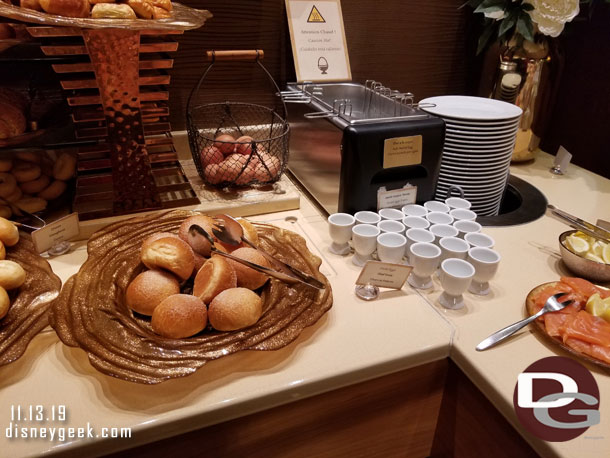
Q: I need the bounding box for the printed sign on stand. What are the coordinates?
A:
[285,0,351,82]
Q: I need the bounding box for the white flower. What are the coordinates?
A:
[485,10,507,20]
[526,0,580,37]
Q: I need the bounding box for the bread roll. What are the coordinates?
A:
[0,217,18,247]
[208,288,263,331]
[53,153,77,181]
[39,0,90,18]
[225,247,270,290]
[0,286,9,320]
[0,206,10,219]
[151,0,172,11]
[193,256,237,304]
[20,0,43,11]
[0,241,5,261]
[0,260,26,290]
[126,269,180,316]
[151,294,207,339]
[178,214,217,257]
[0,103,26,139]
[152,5,171,18]
[91,3,137,18]
[140,236,195,281]
[15,197,47,214]
[127,0,153,18]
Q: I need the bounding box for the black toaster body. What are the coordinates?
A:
[338,117,446,214]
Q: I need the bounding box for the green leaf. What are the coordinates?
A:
[517,12,535,42]
[474,0,506,13]
[477,22,496,54]
[458,0,484,9]
[521,3,535,11]
[498,9,518,40]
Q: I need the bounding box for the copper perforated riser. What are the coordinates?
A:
[28,25,198,220]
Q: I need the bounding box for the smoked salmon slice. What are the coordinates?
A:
[544,309,577,337]
[562,310,610,347]
[561,276,610,299]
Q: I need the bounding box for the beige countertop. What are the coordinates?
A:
[0,151,608,457]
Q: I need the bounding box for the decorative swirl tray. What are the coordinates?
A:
[50,210,333,384]
[0,234,62,367]
[0,3,211,31]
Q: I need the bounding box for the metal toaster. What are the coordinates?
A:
[283,81,445,215]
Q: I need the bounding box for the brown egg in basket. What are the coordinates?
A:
[0,234,62,367]
[49,210,333,384]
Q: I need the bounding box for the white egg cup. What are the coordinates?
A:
[445,197,471,210]
[351,224,380,266]
[426,211,454,225]
[407,242,441,289]
[328,213,355,255]
[377,219,406,234]
[450,208,477,222]
[424,200,450,213]
[465,232,495,249]
[453,220,482,239]
[354,210,381,226]
[439,258,475,310]
[467,247,501,295]
[439,236,470,265]
[402,204,428,217]
[429,224,459,245]
[378,208,405,221]
[402,215,430,231]
[405,228,435,263]
[377,232,407,264]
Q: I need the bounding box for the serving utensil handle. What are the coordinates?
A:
[547,204,610,243]
[476,310,544,351]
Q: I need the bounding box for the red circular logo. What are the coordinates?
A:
[513,356,600,442]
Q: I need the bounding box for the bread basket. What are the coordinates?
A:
[186,50,289,189]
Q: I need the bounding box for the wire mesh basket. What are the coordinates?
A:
[186,50,290,188]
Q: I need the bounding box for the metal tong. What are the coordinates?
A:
[189,224,325,290]
[547,204,610,244]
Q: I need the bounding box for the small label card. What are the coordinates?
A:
[32,212,80,254]
[383,135,423,169]
[285,0,351,82]
[377,184,417,210]
[356,261,413,290]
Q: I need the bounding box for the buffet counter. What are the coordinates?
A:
[0,151,609,458]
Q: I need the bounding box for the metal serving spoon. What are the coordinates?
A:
[188,224,324,290]
[476,293,573,351]
[211,214,325,290]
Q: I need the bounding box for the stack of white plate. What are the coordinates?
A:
[420,95,522,216]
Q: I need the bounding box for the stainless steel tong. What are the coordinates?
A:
[547,204,610,244]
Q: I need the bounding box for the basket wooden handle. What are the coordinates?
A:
[206,50,264,62]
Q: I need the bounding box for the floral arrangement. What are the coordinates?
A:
[466,0,582,53]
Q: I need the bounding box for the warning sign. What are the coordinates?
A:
[307,5,325,23]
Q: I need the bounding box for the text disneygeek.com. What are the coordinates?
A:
[4,405,131,442]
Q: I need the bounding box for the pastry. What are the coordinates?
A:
[53,153,77,181]
[178,214,217,257]
[151,294,207,339]
[127,0,153,19]
[152,5,171,19]
[39,0,90,18]
[0,159,12,173]
[140,236,195,281]
[0,260,26,290]
[20,0,43,11]
[126,269,180,316]
[0,173,17,199]
[0,218,18,247]
[91,3,137,18]
[0,286,9,320]
[193,256,237,304]
[208,287,263,331]
[90,0,117,3]
[20,174,50,194]
[11,162,41,183]
[37,180,67,200]
[150,0,172,11]
[0,103,26,139]
[4,186,22,203]
[224,247,270,290]
[15,197,47,214]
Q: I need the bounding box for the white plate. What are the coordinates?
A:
[444,138,516,149]
[443,145,515,154]
[421,96,522,121]
[445,129,518,140]
[446,126,519,136]
[444,121,521,131]
[440,161,511,171]
[436,180,508,191]
[439,167,509,177]
[442,150,514,159]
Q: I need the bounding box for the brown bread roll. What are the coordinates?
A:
[193,256,237,304]
[0,286,9,320]
[0,103,26,139]
[152,5,170,18]
[0,217,18,247]
[208,287,263,331]
[225,247,270,290]
[126,269,180,316]
[151,294,207,339]
[0,260,26,290]
[178,214,217,257]
[39,0,90,18]
[127,0,153,18]
[140,236,195,281]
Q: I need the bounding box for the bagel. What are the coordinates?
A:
[37,180,67,200]
[0,159,12,172]
[0,173,17,199]
[20,174,50,194]
[11,162,41,183]
[53,153,77,181]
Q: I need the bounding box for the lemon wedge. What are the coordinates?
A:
[592,240,605,256]
[566,234,590,255]
[586,293,610,322]
[603,242,610,265]
[585,252,605,264]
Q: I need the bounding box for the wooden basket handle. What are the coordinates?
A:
[206,50,264,62]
